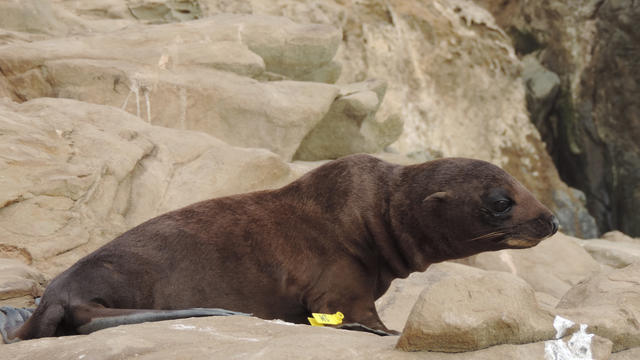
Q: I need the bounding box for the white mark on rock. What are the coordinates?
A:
[237,23,244,43]
[170,323,260,342]
[553,315,575,339]
[78,355,86,359]
[266,319,297,326]
[144,88,151,124]
[544,316,594,360]
[121,74,153,122]
[158,54,170,69]
[171,324,196,330]
[179,87,187,129]
[499,251,518,275]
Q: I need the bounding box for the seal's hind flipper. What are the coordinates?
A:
[0,307,35,343]
[74,306,250,334]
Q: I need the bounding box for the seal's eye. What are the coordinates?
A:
[492,199,512,213]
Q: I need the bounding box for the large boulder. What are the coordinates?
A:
[375,262,483,332]
[395,264,555,352]
[0,97,305,276]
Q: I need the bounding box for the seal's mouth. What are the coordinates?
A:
[504,236,543,249]
[467,228,551,249]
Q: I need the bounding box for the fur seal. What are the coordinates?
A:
[6,154,558,341]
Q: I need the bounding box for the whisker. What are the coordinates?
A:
[467,231,507,242]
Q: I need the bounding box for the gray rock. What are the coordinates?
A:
[552,187,598,238]
[522,54,560,130]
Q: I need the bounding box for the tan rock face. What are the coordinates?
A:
[376,262,484,332]
[0,15,348,161]
[0,98,303,276]
[395,265,555,352]
[295,79,403,161]
[459,232,603,299]
[0,259,44,303]
[556,262,640,352]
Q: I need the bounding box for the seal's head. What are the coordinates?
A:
[399,157,558,263]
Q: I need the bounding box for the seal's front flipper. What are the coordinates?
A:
[336,322,400,336]
[73,305,250,334]
[0,307,35,343]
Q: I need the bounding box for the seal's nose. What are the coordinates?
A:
[550,215,559,235]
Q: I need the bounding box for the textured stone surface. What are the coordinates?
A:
[475,0,640,237]
[295,79,403,160]
[0,315,613,359]
[396,266,555,352]
[0,97,305,276]
[0,259,44,302]
[460,232,603,299]
[578,238,640,269]
[612,347,640,360]
[375,262,483,332]
[0,15,351,161]
[556,262,640,352]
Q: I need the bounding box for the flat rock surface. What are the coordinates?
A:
[0,315,612,360]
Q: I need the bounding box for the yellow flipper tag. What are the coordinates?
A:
[308,311,344,326]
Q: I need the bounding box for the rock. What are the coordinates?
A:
[577,238,640,269]
[127,0,203,23]
[0,259,44,302]
[0,15,350,161]
[395,266,555,352]
[0,0,74,36]
[544,323,613,360]
[0,97,305,276]
[294,79,403,160]
[552,186,598,238]
[0,315,613,359]
[601,230,639,244]
[459,232,602,299]
[475,0,640,237]
[521,54,560,132]
[376,262,484,332]
[611,347,640,360]
[556,262,640,352]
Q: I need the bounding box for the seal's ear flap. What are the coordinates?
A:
[423,191,450,204]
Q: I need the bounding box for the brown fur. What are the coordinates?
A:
[11,154,557,339]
